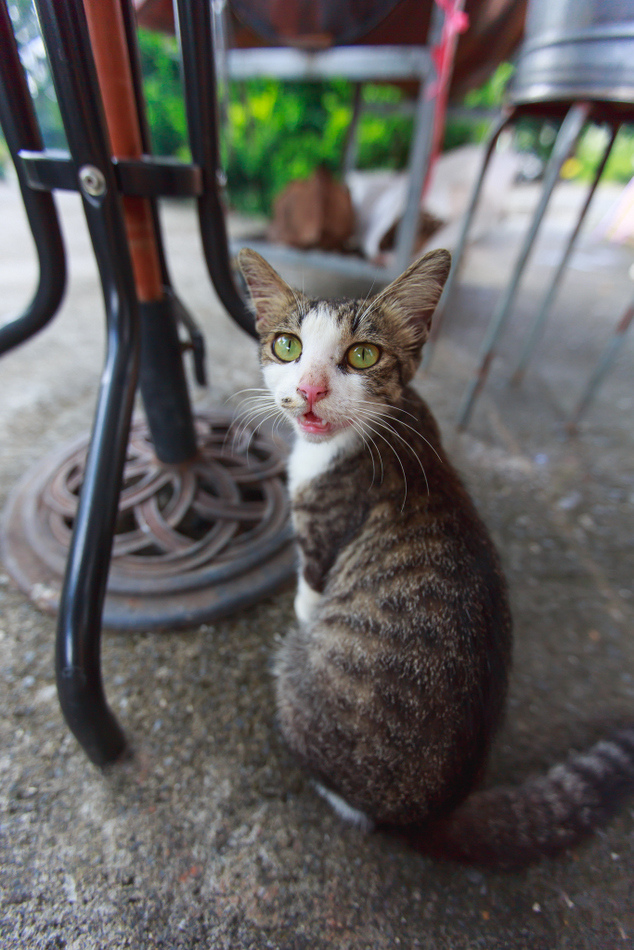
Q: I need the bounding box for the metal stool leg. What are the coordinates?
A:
[510,122,619,386]
[567,298,634,433]
[455,101,591,429]
[423,110,514,368]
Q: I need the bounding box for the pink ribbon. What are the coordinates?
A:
[429,0,469,101]
[422,0,469,197]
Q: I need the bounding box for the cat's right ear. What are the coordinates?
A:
[237,249,299,335]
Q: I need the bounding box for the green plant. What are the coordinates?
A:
[137,29,190,160]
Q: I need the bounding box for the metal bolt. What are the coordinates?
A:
[78,164,106,197]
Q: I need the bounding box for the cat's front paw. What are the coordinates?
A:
[294,576,323,624]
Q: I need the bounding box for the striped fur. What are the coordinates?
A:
[238,248,634,869]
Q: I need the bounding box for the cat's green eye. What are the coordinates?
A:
[347,343,380,370]
[273,333,302,362]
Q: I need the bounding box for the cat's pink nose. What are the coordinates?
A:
[297,381,328,406]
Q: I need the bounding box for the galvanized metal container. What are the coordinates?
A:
[507,0,634,107]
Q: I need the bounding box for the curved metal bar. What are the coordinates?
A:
[174,0,257,339]
[34,0,142,764]
[0,0,66,356]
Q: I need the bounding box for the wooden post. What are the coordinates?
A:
[82,0,163,302]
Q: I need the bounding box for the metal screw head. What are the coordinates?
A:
[78,164,106,197]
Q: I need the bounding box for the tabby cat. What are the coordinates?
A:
[238,247,634,869]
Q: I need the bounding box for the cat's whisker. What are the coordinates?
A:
[353,399,435,473]
[365,424,409,511]
[350,403,411,506]
[349,420,381,488]
[227,387,271,399]
[290,286,305,319]
[355,277,395,325]
[352,280,378,331]
[234,397,276,415]
[229,401,283,455]
[386,409,445,466]
[227,396,278,452]
[353,406,430,498]
[240,408,285,462]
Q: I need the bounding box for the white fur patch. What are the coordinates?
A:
[314,783,374,832]
[287,428,358,495]
[294,575,323,624]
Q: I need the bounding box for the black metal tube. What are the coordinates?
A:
[174,0,256,339]
[0,0,66,355]
[138,294,200,463]
[34,0,142,764]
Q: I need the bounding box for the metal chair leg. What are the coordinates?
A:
[422,110,514,369]
[510,122,619,386]
[455,101,591,429]
[567,298,634,433]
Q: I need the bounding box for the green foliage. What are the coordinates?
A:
[570,125,634,184]
[134,29,419,214]
[137,29,189,161]
[443,62,514,151]
[2,20,633,211]
[222,79,413,214]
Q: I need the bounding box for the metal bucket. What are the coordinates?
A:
[507,0,634,107]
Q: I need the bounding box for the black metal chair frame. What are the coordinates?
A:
[0,0,256,765]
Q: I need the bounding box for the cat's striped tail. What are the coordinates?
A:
[425,725,634,869]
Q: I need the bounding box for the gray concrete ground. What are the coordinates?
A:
[1,173,633,949]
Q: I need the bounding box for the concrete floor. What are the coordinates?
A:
[1,173,633,949]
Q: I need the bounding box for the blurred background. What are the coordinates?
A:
[3,0,632,227]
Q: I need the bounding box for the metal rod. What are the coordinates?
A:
[422,110,513,369]
[227,45,434,82]
[0,0,66,355]
[510,122,619,386]
[567,298,634,432]
[392,3,445,276]
[34,0,142,764]
[342,82,363,176]
[456,101,591,430]
[175,0,256,338]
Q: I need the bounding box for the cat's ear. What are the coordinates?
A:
[380,248,451,347]
[237,248,301,334]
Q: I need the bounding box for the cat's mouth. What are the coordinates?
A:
[297,410,334,436]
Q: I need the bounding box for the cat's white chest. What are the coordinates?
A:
[287,430,358,496]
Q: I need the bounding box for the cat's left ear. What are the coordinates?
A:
[237,248,302,335]
[380,248,451,347]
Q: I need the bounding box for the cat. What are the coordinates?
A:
[237,246,634,869]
